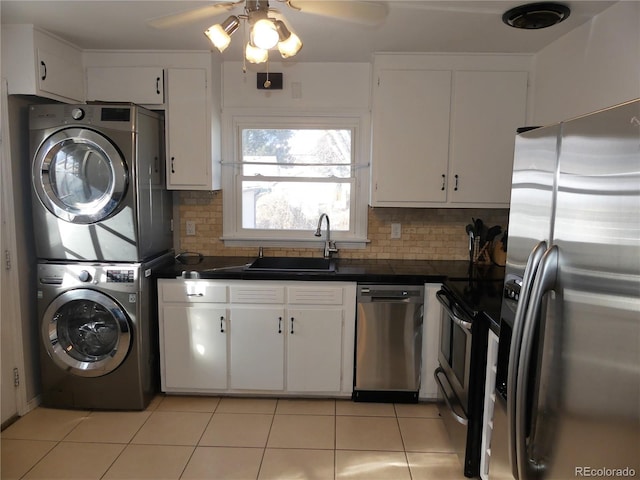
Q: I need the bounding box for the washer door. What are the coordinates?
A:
[42,289,132,377]
[33,127,128,224]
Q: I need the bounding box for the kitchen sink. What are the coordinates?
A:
[246,256,335,272]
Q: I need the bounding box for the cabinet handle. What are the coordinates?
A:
[156,76,161,95]
[186,293,204,297]
[290,317,295,334]
[171,157,175,174]
[40,61,47,81]
[441,174,446,191]
[220,316,225,333]
[154,156,159,173]
[278,316,282,334]
[454,174,459,191]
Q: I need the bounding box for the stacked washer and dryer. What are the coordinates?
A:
[30,103,174,410]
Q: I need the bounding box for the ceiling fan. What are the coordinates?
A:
[147,0,389,30]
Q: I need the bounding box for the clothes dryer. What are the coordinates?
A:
[37,253,172,410]
[30,103,172,262]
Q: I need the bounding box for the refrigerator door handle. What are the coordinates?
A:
[507,240,547,478]
[515,245,559,480]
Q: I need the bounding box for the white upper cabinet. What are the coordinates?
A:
[448,70,528,205]
[370,54,530,208]
[371,69,452,204]
[86,67,165,104]
[166,68,215,190]
[2,25,84,103]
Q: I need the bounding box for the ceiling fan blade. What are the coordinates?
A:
[288,1,389,26]
[147,2,240,29]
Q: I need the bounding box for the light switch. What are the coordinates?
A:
[391,223,401,239]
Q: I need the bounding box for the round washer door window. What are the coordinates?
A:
[42,289,132,377]
[33,127,128,224]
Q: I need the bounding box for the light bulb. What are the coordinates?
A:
[245,42,268,64]
[274,20,302,58]
[252,18,279,50]
[204,16,239,53]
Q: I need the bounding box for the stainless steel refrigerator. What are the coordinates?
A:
[489,99,640,480]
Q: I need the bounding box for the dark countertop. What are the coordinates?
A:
[158,255,505,286]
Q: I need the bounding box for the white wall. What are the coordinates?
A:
[222,61,370,110]
[531,1,640,125]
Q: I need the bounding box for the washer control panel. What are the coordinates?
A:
[106,270,135,283]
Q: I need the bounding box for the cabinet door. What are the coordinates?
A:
[86,67,164,104]
[287,308,343,392]
[166,68,211,189]
[37,48,84,102]
[448,71,528,205]
[161,305,227,391]
[229,306,285,390]
[371,69,451,205]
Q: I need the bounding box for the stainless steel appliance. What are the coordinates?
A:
[29,103,172,262]
[489,99,640,480]
[37,252,173,410]
[353,284,424,403]
[435,277,502,478]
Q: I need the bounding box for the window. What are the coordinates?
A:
[222,114,370,246]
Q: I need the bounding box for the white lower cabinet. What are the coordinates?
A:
[158,279,356,396]
[481,329,500,480]
[229,306,285,391]
[419,283,442,400]
[161,305,228,391]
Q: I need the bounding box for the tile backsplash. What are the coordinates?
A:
[177,191,509,261]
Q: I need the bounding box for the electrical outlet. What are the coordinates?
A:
[186,221,196,236]
[391,223,401,239]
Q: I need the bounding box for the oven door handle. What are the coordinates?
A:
[436,290,473,331]
[434,367,468,426]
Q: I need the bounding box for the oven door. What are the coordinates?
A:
[436,288,473,415]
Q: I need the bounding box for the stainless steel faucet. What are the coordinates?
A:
[314,213,338,258]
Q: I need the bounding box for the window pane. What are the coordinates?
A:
[242,181,351,230]
[242,129,352,178]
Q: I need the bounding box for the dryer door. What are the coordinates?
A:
[42,289,132,377]
[33,127,128,224]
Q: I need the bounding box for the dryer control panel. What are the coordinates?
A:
[107,270,135,283]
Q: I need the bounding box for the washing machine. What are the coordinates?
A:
[37,253,172,410]
[29,103,172,262]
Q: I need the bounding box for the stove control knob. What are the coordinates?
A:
[71,108,85,120]
[78,270,92,282]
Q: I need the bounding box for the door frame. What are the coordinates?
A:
[1,78,28,424]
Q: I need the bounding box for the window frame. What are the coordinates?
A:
[221,110,370,248]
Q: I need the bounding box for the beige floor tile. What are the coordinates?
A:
[394,402,440,418]
[22,441,125,480]
[199,413,273,447]
[181,446,263,480]
[131,411,211,446]
[216,397,277,414]
[336,416,404,451]
[0,439,57,480]
[258,448,334,480]
[406,452,467,480]
[156,395,221,412]
[336,450,411,480]
[267,414,334,449]
[1,408,89,441]
[398,418,454,452]
[335,400,396,417]
[276,398,336,415]
[102,444,194,480]
[63,410,151,443]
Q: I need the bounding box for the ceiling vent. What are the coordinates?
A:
[502,2,571,29]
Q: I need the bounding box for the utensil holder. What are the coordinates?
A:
[472,237,491,265]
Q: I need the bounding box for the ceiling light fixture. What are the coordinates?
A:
[204,0,302,64]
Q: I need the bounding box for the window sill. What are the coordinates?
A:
[221,237,370,250]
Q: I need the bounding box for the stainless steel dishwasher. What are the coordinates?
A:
[353,284,424,403]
